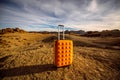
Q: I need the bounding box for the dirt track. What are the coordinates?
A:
[0,33,120,80]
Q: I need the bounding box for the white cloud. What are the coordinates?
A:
[87,0,98,12]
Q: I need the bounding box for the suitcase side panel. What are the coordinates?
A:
[54,40,73,67]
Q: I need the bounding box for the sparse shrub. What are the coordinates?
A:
[15,38,19,40]
[27,43,30,45]
[23,38,27,40]
[39,44,44,48]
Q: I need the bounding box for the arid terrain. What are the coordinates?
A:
[0,30,120,80]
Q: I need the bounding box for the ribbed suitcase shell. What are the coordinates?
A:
[54,40,73,67]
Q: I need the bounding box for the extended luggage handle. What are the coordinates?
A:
[58,25,65,40]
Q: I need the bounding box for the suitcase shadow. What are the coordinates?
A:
[0,64,56,77]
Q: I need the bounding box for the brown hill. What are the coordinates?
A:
[82,29,120,37]
[0,28,27,34]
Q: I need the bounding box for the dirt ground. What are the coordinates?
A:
[0,33,120,80]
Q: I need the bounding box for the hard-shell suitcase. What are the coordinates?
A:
[54,25,73,67]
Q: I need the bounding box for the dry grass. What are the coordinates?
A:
[0,33,120,80]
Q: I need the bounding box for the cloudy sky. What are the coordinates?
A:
[0,0,120,31]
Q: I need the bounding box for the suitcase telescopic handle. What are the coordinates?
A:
[58,25,65,40]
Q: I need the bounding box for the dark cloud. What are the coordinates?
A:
[97,0,120,10]
[0,0,22,9]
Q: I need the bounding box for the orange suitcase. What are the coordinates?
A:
[54,25,73,67]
